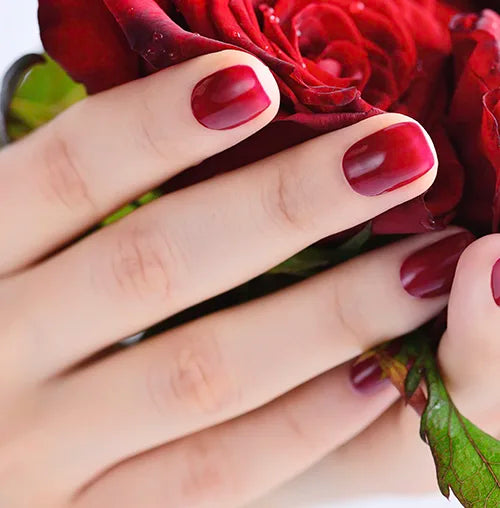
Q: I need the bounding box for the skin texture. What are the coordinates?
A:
[0,50,498,508]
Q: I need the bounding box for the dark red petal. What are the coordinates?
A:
[371,196,448,234]
[103,0,233,68]
[308,41,371,90]
[290,3,362,58]
[395,0,450,52]
[38,0,140,93]
[363,62,399,109]
[449,9,500,233]
[171,0,218,37]
[482,88,500,231]
[392,49,449,126]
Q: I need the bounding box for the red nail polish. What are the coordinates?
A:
[350,356,390,394]
[492,259,500,306]
[342,122,435,196]
[401,232,475,299]
[191,65,271,130]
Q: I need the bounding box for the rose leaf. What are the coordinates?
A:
[1,54,86,144]
[420,351,500,507]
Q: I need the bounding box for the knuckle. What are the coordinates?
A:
[264,163,313,232]
[181,433,237,505]
[136,93,172,165]
[109,225,177,302]
[330,280,366,349]
[39,123,95,213]
[167,330,239,416]
[280,397,323,452]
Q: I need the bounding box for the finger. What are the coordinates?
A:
[73,364,400,508]
[0,50,279,274]
[9,113,438,376]
[439,234,500,431]
[41,229,466,483]
[255,237,500,507]
[249,401,440,507]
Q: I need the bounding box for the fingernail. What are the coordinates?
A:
[492,258,500,306]
[191,65,271,130]
[342,122,435,196]
[401,232,475,298]
[350,356,390,394]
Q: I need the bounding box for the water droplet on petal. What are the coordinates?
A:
[153,32,164,42]
[349,1,365,13]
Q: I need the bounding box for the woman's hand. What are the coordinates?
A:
[0,49,461,507]
[253,237,500,507]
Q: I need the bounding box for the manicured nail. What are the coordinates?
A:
[492,258,500,306]
[342,122,435,196]
[350,356,390,394]
[401,232,475,299]
[191,65,271,130]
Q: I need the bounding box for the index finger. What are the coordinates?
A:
[0,50,279,275]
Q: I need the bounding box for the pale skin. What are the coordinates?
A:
[0,50,498,507]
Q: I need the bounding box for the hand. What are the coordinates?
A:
[0,49,452,507]
[254,236,500,506]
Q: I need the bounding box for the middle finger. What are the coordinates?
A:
[5,113,437,380]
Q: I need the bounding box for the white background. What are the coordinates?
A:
[0,2,458,507]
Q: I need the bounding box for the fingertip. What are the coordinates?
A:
[439,234,500,422]
[338,112,438,209]
[448,233,500,325]
[190,49,280,131]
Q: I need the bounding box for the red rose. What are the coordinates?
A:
[448,8,500,233]
[38,0,500,234]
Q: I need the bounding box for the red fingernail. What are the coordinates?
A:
[401,232,475,299]
[342,122,435,196]
[350,356,390,394]
[492,259,500,306]
[191,65,271,130]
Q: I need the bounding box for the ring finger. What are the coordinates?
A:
[38,229,470,492]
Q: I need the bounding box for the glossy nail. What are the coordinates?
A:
[343,122,435,196]
[401,232,475,298]
[492,258,500,306]
[350,356,390,394]
[191,65,271,130]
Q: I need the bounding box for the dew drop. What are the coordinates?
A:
[349,1,365,13]
[153,32,164,41]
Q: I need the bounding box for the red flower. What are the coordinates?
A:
[38,0,500,234]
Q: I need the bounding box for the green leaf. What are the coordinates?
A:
[2,54,86,142]
[100,190,163,226]
[269,225,372,276]
[421,351,500,507]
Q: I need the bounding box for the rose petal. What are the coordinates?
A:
[450,9,500,233]
[482,88,500,231]
[290,3,362,58]
[102,0,233,68]
[170,0,217,37]
[38,0,140,93]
